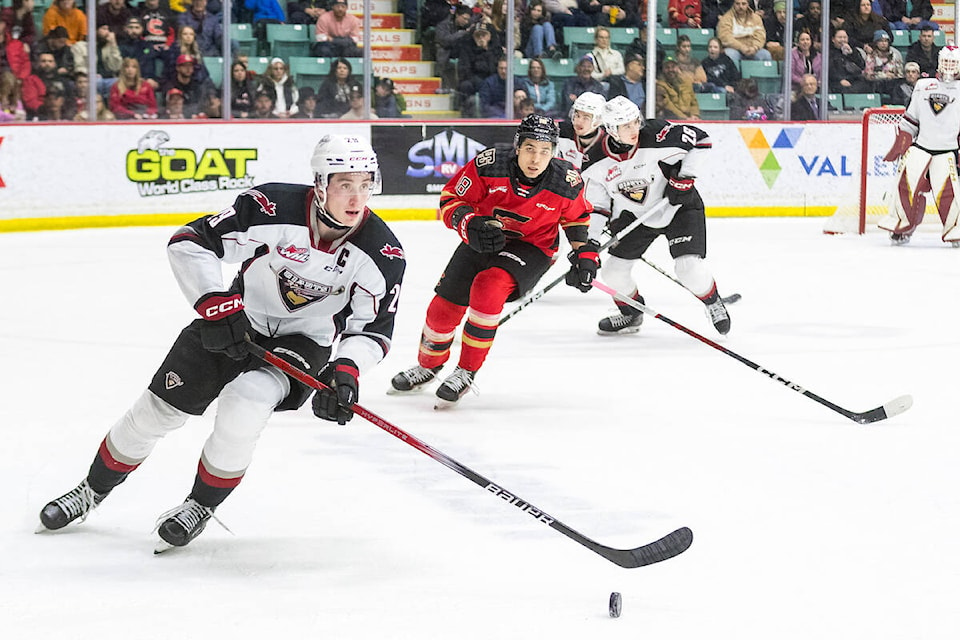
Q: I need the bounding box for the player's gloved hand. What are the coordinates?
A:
[312,358,359,425]
[454,210,506,253]
[564,240,601,293]
[607,212,637,237]
[883,129,913,162]
[664,174,695,206]
[195,291,251,360]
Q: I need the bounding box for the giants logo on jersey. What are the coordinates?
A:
[617,179,649,203]
[276,267,343,311]
[928,93,954,114]
[244,189,277,216]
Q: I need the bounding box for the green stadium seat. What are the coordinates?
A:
[290,56,333,87]
[266,23,312,59]
[696,92,729,120]
[514,57,531,77]
[678,28,714,47]
[541,57,576,77]
[740,59,782,93]
[843,93,881,111]
[933,30,946,46]
[608,27,638,45]
[204,56,224,89]
[245,56,272,75]
[828,93,843,110]
[656,28,676,46]
[891,29,911,47]
[230,23,258,57]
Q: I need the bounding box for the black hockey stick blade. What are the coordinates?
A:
[246,341,694,569]
[722,293,742,305]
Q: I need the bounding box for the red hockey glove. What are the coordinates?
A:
[312,358,359,425]
[883,130,913,162]
[564,240,601,293]
[195,291,251,360]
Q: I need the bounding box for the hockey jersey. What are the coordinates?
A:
[582,119,712,233]
[439,145,592,255]
[901,77,960,152]
[167,183,405,373]
[556,120,607,172]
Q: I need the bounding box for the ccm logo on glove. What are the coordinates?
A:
[197,294,244,320]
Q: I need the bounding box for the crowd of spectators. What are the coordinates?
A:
[0,0,947,122]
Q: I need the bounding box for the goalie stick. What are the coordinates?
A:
[246,341,693,568]
[638,256,742,305]
[590,280,913,425]
[499,200,669,326]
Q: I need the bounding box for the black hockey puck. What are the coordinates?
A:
[609,592,622,618]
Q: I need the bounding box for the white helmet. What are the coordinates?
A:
[602,96,643,144]
[570,92,606,129]
[311,134,382,207]
[938,45,960,82]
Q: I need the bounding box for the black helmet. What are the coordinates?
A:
[514,114,560,150]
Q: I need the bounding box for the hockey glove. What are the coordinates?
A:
[607,212,637,237]
[454,209,506,254]
[564,240,601,293]
[195,291,251,360]
[312,358,359,425]
[664,174,695,206]
[883,129,913,162]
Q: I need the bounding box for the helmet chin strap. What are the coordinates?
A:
[312,187,353,232]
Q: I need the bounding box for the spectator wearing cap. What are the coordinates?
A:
[374,77,403,117]
[608,52,646,110]
[890,60,920,105]
[160,52,214,116]
[717,0,771,63]
[763,0,787,61]
[294,86,321,118]
[34,25,75,78]
[457,23,499,112]
[35,82,67,120]
[161,25,209,84]
[163,87,187,119]
[313,0,362,58]
[863,28,904,94]
[340,84,377,119]
[251,88,279,118]
[657,56,700,119]
[590,26,624,81]
[846,0,891,52]
[435,4,473,91]
[560,54,605,114]
[256,57,299,118]
[178,0,226,58]
[97,0,133,37]
[109,57,158,119]
[41,0,85,45]
[118,16,162,87]
[316,56,358,117]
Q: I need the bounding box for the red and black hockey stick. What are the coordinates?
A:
[246,341,693,568]
[591,280,913,424]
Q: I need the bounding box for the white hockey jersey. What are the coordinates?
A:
[901,77,960,152]
[167,183,405,373]
[581,119,712,234]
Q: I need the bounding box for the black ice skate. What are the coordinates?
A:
[154,498,216,553]
[389,365,442,394]
[434,367,476,409]
[38,479,109,532]
[597,311,643,335]
[704,295,731,335]
[890,232,911,246]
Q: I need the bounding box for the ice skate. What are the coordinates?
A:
[597,311,643,335]
[890,232,911,246]
[705,296,731,335]
[37,479,108,532]
[154,497,217,553]
[434,367,476,409]
[388,365,442,394]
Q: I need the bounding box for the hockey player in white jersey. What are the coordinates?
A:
[556,92,607,171]
[879,45,960,246]
[38,135,405,551]
[581,96,731,335]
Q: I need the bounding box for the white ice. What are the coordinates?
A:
[0,219,957,639]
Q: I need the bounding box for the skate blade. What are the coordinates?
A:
[433,397,460,410]
[597,327,641,336]
[153,539,176,554]
[34,522,51,534]
[386,385,428,396]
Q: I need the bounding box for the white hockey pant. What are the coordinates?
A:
[879,147,960,241]
[674,254,716,300]
[106,367,289,479]
[600,255,638,298]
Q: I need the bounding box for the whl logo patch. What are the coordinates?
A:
[739,127,804,188]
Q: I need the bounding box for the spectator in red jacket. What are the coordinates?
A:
[109,57,159,119]
[669,0,702,28]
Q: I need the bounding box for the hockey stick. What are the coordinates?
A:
[499,200,670,326]
[590,280,913,425]
[638,256,742,305]
[246,341,693,568]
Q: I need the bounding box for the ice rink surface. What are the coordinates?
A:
[1,218,957,639]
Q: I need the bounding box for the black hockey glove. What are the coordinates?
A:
[312,358,359,425]
[454,209,506,254]
[564,240,601,293]
[195,291,251,360]
[607,212,637,237]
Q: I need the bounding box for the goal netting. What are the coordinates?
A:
[823,106,939,234]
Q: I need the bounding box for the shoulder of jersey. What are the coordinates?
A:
[351,213,406,271]
[237,183,312,225]
[543,157,585,195]
[472,144,515,178]
[558,120,576,139]
[915,78,941,92]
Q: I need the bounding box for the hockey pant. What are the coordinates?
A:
[417,267,516,373]
[89,367,289,507]
[878,146,960,242]
[602,254,718,309]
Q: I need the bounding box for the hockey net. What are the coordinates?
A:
[823,106,938,234]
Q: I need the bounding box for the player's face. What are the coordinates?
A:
[516,139,554,179]
[572,109,596,135]
[324,172,375,226]
[616,119,641,146]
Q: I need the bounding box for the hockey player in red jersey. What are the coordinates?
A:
[581,96,730,336]
[391,114,595,407]
[38,135,405,551]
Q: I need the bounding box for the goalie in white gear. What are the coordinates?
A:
[556,92,607,171]
[581,96,731,335]
[878,45,960,246]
